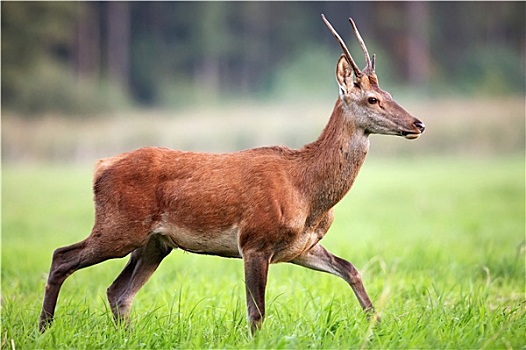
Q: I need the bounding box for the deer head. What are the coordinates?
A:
[322,15,425,139]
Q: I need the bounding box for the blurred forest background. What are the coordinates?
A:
[2,1,525,163]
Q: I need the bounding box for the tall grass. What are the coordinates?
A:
[2,156,525,348]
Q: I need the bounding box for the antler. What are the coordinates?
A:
[348,18,374,73]
[321,14,362,78]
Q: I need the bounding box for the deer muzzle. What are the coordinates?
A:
[402,120,426,139]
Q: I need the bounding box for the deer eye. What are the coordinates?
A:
[368,97,378,104]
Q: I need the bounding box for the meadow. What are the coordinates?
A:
[2,154,524,349]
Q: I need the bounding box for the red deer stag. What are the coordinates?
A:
[39,15,425,334]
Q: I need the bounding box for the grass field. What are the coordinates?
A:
[2,155,525,349]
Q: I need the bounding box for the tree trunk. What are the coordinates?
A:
[106,1,130,91]
[76,2,100,80]
[406,2,430,88]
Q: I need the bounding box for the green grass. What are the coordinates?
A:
[2,156,525,349]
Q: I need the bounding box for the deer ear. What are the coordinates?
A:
[336,55,352,97]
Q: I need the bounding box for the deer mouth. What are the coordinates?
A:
[402,131,421,140]
[401,121,425,139]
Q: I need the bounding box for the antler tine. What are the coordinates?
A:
[348,18,373,72]
[321,14,362,77]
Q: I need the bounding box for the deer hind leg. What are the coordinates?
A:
[106,248,142,321]
[291,244,376,317]
[107,234,172,325]
[39,232,139,332]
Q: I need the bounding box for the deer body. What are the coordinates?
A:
[39,15,424,334]
[92,99,367,262]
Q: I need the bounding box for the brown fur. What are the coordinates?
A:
[39,18,424,334]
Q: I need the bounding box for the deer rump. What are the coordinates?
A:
[92,146,313,262]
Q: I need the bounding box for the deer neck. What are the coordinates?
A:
[297,99,370,215]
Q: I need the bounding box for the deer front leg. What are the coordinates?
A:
[291,244,377,318]
[243,252,270,334]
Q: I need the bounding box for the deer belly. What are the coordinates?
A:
[155,222,241,258]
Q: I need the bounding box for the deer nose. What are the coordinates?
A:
[414,121,425,133]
